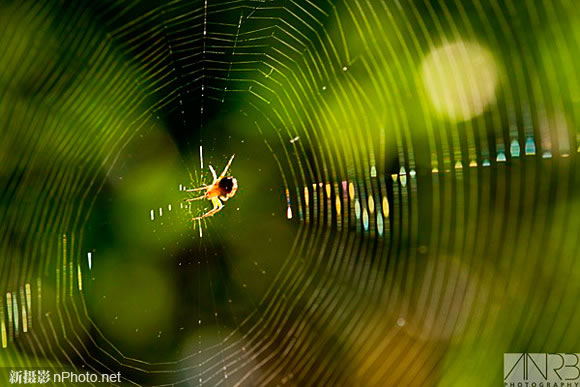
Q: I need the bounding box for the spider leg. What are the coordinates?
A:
[209,165,217,181]
[191,197,224,221]
[218,154,235,179]
[184,195,206,202]
[185,186,208,192]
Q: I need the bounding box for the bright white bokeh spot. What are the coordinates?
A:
[421,41,499,121]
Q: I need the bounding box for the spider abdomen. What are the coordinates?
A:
[218,177,234,193]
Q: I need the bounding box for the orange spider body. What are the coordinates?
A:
[206,177,238,200]
[185,155,238,220]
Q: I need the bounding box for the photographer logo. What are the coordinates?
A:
[504,353,580,386]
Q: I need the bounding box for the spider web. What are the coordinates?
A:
[1,0,580,385]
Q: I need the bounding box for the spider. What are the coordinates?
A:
[185,154,238,220]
